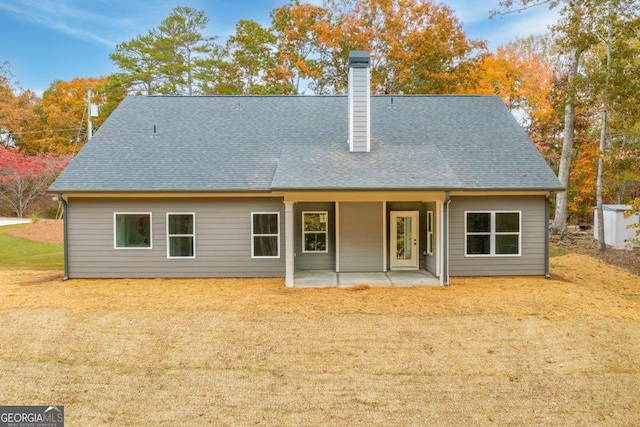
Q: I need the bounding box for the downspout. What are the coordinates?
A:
[57,193,69,280]
[443,191,450,286]
[545,192,553,279]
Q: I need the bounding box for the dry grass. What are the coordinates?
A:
[1,253,639,426]
[9,219,63,245]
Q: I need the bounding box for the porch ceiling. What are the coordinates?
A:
[283,191,447,202]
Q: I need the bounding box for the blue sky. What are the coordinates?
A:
[0,0,559,95]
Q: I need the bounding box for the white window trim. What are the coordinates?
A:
[166,212,196,259]
[426,211,434,255]
[251,212,280,259]
[464,210,522,257]
[113,212,153,249]
[302,211,329,254]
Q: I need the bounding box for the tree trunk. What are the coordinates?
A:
[596,108,607,251]
[551,45,580,235]
[595,13,612,252]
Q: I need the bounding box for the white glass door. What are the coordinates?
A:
[390,211,419,270]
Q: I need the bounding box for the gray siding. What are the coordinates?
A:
[349,67,369,152]
[66,197,285,278]
[339,202,383,272]
[294,202,336,271]
[449,196,547,276]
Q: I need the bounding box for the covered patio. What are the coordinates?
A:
[294,269,440,288]
[282,192,450,288]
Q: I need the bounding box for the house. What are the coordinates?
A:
[594,204,640,249]
[49,51,564,285]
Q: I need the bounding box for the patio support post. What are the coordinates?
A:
[284,201,295,287]
[442,192,450,286]
[382,201,387,272]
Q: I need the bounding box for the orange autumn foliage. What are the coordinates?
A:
[36,77,109,154]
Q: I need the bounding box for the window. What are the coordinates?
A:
[167,213,195,258]
[426,211,434,255]
[465,211,521,256]
[114,213,152,249]
[302,211,328,253]
[251,212,280,258]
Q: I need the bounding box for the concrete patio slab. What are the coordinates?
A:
[386,271,440,286]
[338,273,391,287]
[294,270,440,288]
[294,270,338,288]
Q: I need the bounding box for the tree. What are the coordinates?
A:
[549,0,594,235]
[495,0,640,236]
[110,31,172,95]
[583,0,640,250]
[625,197,640,246]
[0,147,71,217]
[272,0,485,95]
[490,35,567,172]
[271,1,331,94]
[223,20,279,94]
[157,6,220,95]
[0,61,41,151]
[594,8,613,250]
[35,77,111,154]
[473,40,554,117]
[495,1,590,234]
[601,30,640,205]
[110,7,222,95]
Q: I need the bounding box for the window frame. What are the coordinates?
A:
[464,210,522,257]
[113,212,153,250]
[426,211,434,255]
[302,211,329,254]
[166,212,196,259]
[251,212,280,259]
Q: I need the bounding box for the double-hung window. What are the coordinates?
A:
[252,212,280,258]
[466,211,521,256]
[167,213,195,258]
[302,211,328,253]
[114,213,152,249]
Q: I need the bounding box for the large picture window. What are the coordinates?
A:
[466,211,521,256]
[114,213,152,249]
[167,213,195,258]
[252,212,280,258]
[302,211,328,253]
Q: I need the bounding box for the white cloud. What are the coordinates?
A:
[0,0,151,47]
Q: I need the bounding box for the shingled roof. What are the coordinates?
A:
[49,94,563,193]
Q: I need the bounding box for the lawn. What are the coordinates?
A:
[0,223,63,270]
[0,252,639,425]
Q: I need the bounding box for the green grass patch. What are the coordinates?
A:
[549,244,568,258]
[0,224,63,270]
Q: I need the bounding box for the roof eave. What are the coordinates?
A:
[49,186,566,195]
[456,186,566,193]
[47,188,274,195]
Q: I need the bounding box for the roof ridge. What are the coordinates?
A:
[139,94,500,99]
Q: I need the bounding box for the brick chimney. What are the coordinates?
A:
[348,51,370,153]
